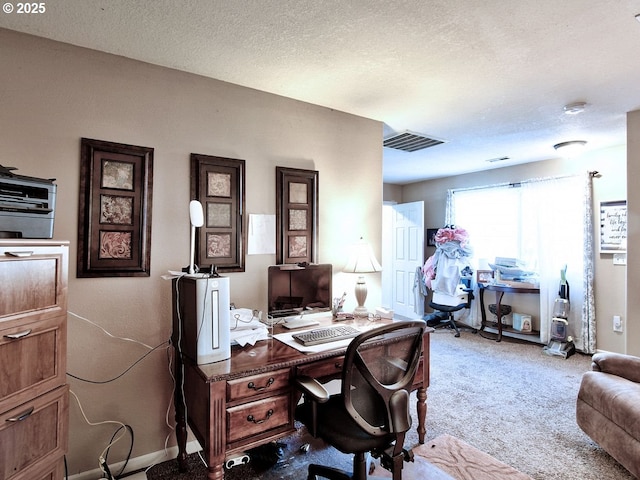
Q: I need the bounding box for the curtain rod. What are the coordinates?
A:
[449,170,599,194]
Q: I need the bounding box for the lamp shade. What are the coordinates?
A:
[343,238,382,274]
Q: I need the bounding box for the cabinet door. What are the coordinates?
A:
[0,385,68,480]
[0,244,68,327]
[0,316,66,411]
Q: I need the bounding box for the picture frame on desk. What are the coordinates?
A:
[477,269,494,284]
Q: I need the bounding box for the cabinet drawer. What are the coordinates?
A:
[18,460,64,480]
[0,385,68,480]
[297,355,345,379]
[0,245,68,325]
[226,394,290,443]
[0,316,66,410]
[227,369,290,402]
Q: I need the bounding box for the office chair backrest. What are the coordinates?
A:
[342,320,425,437]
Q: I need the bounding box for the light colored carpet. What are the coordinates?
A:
[421,328,635,480]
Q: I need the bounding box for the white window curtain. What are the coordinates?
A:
[446,172,596,352]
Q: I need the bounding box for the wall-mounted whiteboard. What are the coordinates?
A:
[600,200,627,253]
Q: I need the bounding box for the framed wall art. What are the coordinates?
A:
[77,138,153,277]
[599,200,627,253]
[191,153,246,272]
[426,228,439,247]
[276,167,318,265]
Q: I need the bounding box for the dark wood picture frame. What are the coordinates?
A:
[427,228,439,247]
[191,153,246,272]
[77,138,153,277]
[477,269,494,284]
[276,167,318,265]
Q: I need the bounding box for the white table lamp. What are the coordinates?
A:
[343,238,382,316]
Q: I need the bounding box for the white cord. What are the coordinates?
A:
[69,389,128,477]
[68,310,154,350]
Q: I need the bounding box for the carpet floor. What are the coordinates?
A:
[146,328,635,480]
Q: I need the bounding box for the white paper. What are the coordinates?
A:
[247,214,276,255]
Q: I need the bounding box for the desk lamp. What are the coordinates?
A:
[343,238,382,316]
[188,200,204,274]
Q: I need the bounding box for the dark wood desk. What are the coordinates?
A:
[172,317,431,480]
[479,284,539,342]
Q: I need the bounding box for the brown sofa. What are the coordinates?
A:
[576,352,640,478]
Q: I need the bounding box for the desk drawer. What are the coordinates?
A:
[227,369,290,402]
[0,316,66,410]
[226,394,290,443]
[0,385,68,480]
[296,355,345,379]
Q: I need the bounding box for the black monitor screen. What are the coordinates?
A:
[267,264,332,317]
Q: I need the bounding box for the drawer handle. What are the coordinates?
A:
[6,406,35,422]
[4,329,32,340]
[334,362,343,369]
[247,409,273,424]
[5,251,34,257]
[247,377,275,392]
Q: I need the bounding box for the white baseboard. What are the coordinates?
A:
[68,440,201,480]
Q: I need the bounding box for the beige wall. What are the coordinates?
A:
[0,29,383,475]
[627,110,640,356]
[389,145,628,354]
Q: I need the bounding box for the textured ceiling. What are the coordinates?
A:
[1,0,640,184]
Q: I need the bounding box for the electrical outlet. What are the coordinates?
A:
[613,253,627,265]
[613,315,623,332]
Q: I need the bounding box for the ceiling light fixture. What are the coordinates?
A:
[553,140,587,158]
[563,102,587,115]
[485,156,510,163]
[635,13,640,22]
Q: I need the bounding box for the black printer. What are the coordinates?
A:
[0,164,56,238]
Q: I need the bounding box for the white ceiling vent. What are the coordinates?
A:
[383,131,445,152]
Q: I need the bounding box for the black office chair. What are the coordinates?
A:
[426,286,474,337]
[294,320,425,480]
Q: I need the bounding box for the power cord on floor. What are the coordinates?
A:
[70,389,133,479]
[66,310,176,476]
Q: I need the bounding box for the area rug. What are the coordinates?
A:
[145,432,529,480]
[413,434,532,480]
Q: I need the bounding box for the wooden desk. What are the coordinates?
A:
[479,284,540,342]
[172,317,431,480]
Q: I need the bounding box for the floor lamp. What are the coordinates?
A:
[343,238,382,317]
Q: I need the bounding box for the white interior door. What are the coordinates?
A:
[387,201,424,318]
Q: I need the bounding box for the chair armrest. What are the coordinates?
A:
[294,375,330,403]
[591,352,640,383]
[389,389,411,433]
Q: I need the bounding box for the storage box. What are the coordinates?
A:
[513,313,532,332]
[432,285,468,307]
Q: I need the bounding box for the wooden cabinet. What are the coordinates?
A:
[0,240,69,480]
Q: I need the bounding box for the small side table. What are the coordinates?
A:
[479,284,540,341]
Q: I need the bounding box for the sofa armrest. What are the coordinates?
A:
[591,352,640,383]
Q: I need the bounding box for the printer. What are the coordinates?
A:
[0,165,56,238]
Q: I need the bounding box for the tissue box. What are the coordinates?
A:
[513,313,532,332]
[375,307,394,319]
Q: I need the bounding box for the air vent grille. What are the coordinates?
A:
[383,131,445,152]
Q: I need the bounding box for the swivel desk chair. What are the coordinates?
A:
[294,320,425,480]
[425,280,474,338]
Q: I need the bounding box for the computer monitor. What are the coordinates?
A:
[267,264,332,317]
